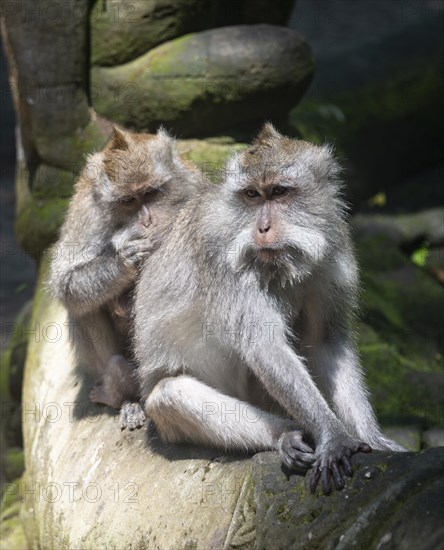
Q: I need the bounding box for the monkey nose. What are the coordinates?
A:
[258,225,271,234]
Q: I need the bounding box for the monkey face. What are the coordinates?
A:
[219,124,346,283]
[89,127,197,227]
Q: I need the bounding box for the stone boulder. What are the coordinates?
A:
[90,0,213,66]
[352,208,444,249]
[19,260,444,548]
[91,0,296,67]
[289,8,444,203]
[92,25,314,136]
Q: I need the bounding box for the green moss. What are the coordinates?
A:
[0,300,32,403]
[178,139,247,183]
[32,165,76,200]
[15,198,69,260]
[1,475,28,550]
[355,231,443,428]
[355,235,408,272]
[3,448,25,482]
[90,0,210,67]
[276,503,292,523]
[92,28,314,135]
[291,59,443,153]
[411,245,428,267]
[0,349,12,402]
[35,118,110,172]
[290,55,444,201]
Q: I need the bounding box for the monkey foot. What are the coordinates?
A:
[277,430,315,471]
[120,401,147,431]
[90,384,108,406]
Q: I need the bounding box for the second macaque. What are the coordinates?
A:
[133,124,405,494]
[49,127,200,429]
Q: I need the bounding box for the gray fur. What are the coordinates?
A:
[134,124,405,493]
[48,128,201,427]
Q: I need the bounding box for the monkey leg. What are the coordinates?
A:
[90,355,146,430]
[146,375,315,470]
[71,310,125,376]
[89,354,137,405]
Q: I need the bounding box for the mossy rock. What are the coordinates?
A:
[353,208,444,249]
[0,478,28,550]
[92,25,314,136]
[253,449,444,550]
[0,300,33,451]
[2,448,25,482]
[177,138,247,182]
[0,300,33,403]
[354,232,444,428]
[91,0,295,67]
[290,53,444,204]
[15,198,69,260]
[34,117,112,173]
[91,0,212,66]
[32,165,77,200]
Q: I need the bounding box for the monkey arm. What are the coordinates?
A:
[243,326,349,446]
[50,244,135,317]
[299,270,406,452]
[207,281,349,447]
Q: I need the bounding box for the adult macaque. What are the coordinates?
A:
[49,127,200,429]
[133,123,405,494]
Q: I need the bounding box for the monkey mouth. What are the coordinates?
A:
[256,246,282,262]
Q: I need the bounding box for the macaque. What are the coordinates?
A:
[133,123,405,494]
[49,127,200,429]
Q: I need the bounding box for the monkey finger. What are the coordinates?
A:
[331,462,344,490]
[292,441,315,455]
[291,454,315,470]
[293,460,314,471]
[357,442,372,454]
[321,465,332,495]
[298,453,316,465]
[310,465,322,493]
[341,455,353,477]
[119,408,128,430]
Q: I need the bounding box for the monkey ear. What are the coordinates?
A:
[157,126,172,141]
[109,126,129,151]
[154,126,177,167]
[255,122,282,146]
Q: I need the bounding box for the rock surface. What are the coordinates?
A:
[20,261,444,548]
[92,25,314,136]
[90,0,212,66]
[423,429,444,448]
[290,2,444,202]
[91,0,296,67]
[352,208,444,248]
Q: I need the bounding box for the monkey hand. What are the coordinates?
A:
[277,430,316,471]
[113,226,161,268]
[310,435,372,495]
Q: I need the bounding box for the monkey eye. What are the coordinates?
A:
[119,196,135,205]
[143,188,159,197]
[245,188,260,198]
[271,186,288,197]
